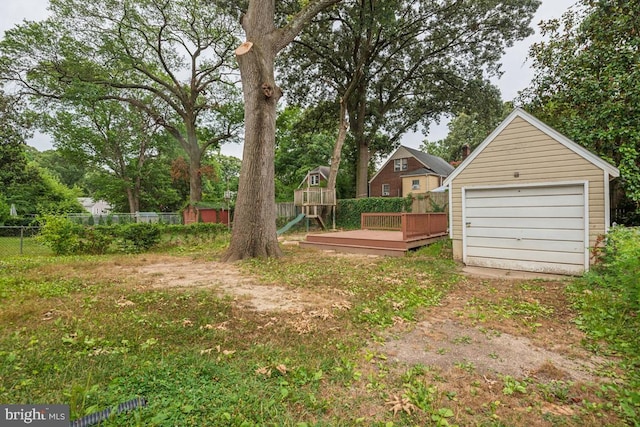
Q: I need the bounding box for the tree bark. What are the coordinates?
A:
[224,40,282,260]
[351,85,369,198]
[223,0,342,261]
[327,98,348,191]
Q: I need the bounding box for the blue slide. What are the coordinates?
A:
[277,213,306,236]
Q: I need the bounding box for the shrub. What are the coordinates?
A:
[569,226,640,423]
[80,226,112,255]
[590,226,640,311]
[336,197,407,229]
[37,215,83,255]
[116,223,162,253]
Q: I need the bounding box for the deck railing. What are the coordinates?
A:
[294,188,336,206]
[361,212,448,241]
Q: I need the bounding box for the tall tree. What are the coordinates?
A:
[280,0,540,197]
[223,0,341,261]
[0,0,243,203]
[522,0,640,211]
[0,91,32,183]
[45,100,166,213]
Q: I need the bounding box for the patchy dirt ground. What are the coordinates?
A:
[114,256,336,312]
[104,254,609,384]
[377,273,608,383]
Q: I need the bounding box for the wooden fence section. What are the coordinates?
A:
[276,202,297,218]
[361,212,448,241]
[402,213,448,240]
[361,213,403,230]
[410,191,448,213]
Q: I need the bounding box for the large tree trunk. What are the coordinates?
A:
[327,98,349,191]
[224,0,342,261]
[224,40,282,261]
[188,156,203,204]
[185,125,203,203]
[355,140,370,198]
[126,187,138,214]
[351,87,369,198]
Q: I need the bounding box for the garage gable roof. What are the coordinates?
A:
[443,108,620,185]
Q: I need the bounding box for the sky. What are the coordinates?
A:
[0,0,577,159]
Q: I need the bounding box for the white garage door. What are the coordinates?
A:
[463,184,587,275]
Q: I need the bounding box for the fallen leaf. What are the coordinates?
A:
[255,367,271,376]
[385,394,416,416]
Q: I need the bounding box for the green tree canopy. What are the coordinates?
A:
[43,100,171,213]
[280,0,540,197]
[522,0,640,213]
[0,0,244,203]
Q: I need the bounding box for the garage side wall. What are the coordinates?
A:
[450,117,606,265]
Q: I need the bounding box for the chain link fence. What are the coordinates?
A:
[0,226,50,257]
[66,212,182,225]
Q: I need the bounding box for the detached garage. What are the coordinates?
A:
[444,108,619,275]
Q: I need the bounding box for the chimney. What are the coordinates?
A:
[461,144,471,160]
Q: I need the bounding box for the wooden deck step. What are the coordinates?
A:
[299,241,406,257]
[300,230,449,257]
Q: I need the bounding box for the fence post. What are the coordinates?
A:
[20,226,24,255]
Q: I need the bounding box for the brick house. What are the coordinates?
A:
[369,146,453,197]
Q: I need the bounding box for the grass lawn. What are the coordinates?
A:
[0,237,632,426]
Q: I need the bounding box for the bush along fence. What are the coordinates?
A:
[38,216,230,256]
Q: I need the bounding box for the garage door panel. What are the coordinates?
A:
[467,217,584,230]
[466,257,585,275]
[466,246,585,265]
[466,186,583,199]
[467,205,584,218]
[466,236,584,253]
[466,227,585,241]
[464,184,586,274]
[465,194,584,209]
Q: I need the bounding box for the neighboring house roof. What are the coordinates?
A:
[403,146,455,177]
[298,166,331,188]
[77,197,94,209]
[369,145,454,183]
[400,168,438,177]
[77,197,112,214]
[443,108,620,185]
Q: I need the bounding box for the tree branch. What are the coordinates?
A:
[273,0,343,53]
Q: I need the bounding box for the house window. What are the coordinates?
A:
[310,174,320,186]
[394,158,408,171]
[382,184,390,196]
[412,179,420,190]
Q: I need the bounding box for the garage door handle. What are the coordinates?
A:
[466,222,471,228]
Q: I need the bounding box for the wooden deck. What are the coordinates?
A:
[300,213,448,256]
